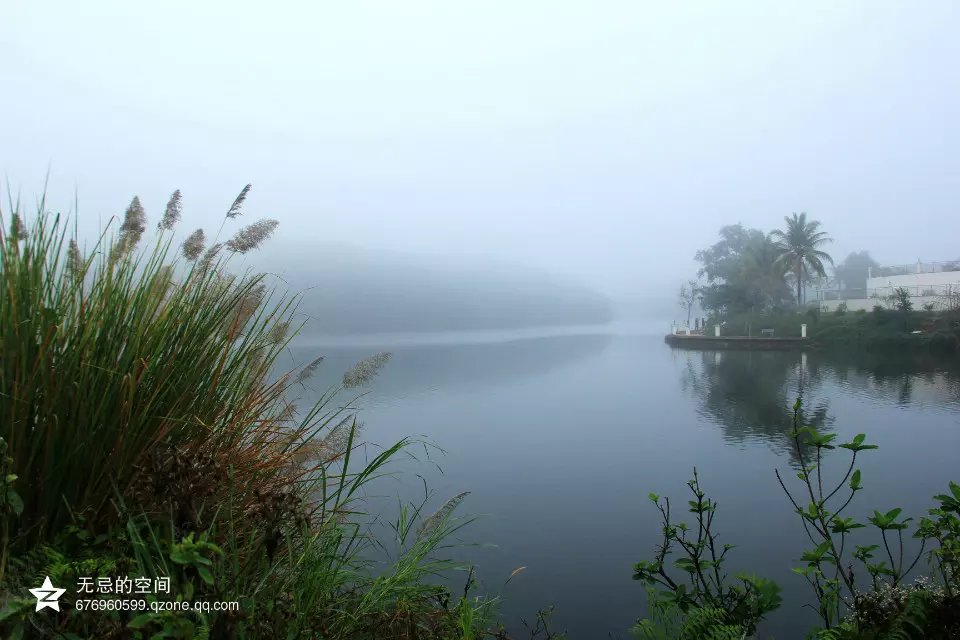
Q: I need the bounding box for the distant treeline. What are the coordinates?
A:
[268,247,613,334]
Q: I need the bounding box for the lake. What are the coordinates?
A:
[288,327,960,638]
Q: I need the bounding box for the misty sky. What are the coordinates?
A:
[2,1,958,313]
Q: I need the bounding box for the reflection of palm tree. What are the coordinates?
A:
[680,350,831,463]
[770,212,833,305]
[678,348,960,463]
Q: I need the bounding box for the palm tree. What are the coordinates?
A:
[769,212,833,306]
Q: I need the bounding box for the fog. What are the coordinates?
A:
[3,1,959,329]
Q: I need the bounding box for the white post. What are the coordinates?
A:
[714,324,721,337]
[801,323,808,338]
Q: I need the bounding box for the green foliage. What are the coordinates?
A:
[695,224,793,315]
[917,482,960,598]
[632,595,747,640]
[888,287,914,313]
[0,191,505,640]
[769,212,833,306]
[714,307,960,355]
[636,396,959,639]
[777,397,924,629]
[168,531,223,587]
[633,470,781,635]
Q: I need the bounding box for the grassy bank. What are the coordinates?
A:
[0,191,524,639]
[710,307,960,354]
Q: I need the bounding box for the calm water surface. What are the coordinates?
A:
[289,329,960,638]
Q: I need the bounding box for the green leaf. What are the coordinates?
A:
[6,490,23,516]
[839,434,879,452]
[197,565,214,585]
[674,557,698,573]
[850,469,862,491]
[830,517,865,533]
[128,613,154,629]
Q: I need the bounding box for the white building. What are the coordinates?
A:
[817,259,960,312]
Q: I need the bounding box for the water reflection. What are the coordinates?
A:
[270,333,959,639]
[674,346,960,456]
[812,350,960,409]
[288,333,613,403]
[676,349,830,457]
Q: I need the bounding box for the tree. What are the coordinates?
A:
[834,250,878,293]
[769,212,833,306]
[888,286,913,313]
[678,280,698,326]
[695,224,792,315]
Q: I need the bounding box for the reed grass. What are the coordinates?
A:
[0,188,492,639]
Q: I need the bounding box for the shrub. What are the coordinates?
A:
[888,287,914,313]
[0,190,490,639]
[835,302,848,316]
[928,331,960,354]
[632,470,782,635]
[634,397,960,638]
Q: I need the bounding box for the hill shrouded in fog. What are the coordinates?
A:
[255,245,613,335]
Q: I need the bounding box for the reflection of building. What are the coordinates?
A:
[816,259,960,312]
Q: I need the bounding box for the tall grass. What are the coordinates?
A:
[0,189,487,638]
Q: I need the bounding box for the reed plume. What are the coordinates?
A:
[268,321,290,344]
[295,356,325,384]
[343,352,391,388]
[226,183,252,219]
[226,219,279,254]
[198,242,223,272]
[158,189,183,231]
[418,491,470,538]
[182,228,206,260]
[66,239,83,278]
[230,282,267,332]
[110,196,147,262]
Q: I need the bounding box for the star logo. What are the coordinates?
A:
[29,576,66,612]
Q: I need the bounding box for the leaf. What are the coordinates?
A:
[6,490,23,516]
[839,434,879,452]
[197,565,214,585]
[850,469,862,491]
[674,557,698,573]
[648,493,659,503]
[0,598,34,622]
[506,566,527,583]
[128,613,154,629]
